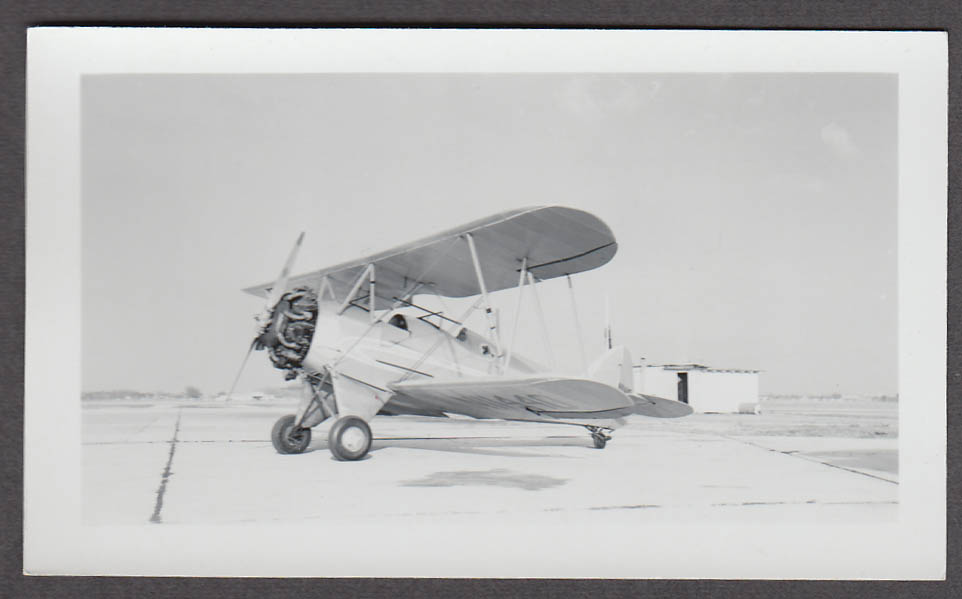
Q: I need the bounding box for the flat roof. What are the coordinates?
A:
[633,363,762,374]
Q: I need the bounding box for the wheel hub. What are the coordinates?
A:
[340,426,367,453]
[286,427,306,444]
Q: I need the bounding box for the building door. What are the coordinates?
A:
[677,372,689,404]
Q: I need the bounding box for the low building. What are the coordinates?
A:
[633,362,761,414]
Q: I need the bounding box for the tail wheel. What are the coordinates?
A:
[271,414,312,454]
[328,416,373,461]
[587,426,611,449]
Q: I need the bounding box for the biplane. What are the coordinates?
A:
[231,206,691,461]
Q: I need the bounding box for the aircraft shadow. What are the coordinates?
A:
[304,435,590,459]
[398,467,568,491]
[374,436,591,458]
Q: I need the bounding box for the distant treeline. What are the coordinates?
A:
[82,385,303,401]
[763,394,898,402]
[82,390,159,400]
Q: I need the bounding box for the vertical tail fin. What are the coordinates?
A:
[588,346,634,393]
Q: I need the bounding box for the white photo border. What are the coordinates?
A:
[24,28,947,579]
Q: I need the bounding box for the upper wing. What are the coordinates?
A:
[385,377,636,422]
[244,206,617,302]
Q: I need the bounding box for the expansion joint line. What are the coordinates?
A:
[723,434,898,485]
[149,408,183,523]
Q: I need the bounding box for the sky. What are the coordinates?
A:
[81,73,897,396]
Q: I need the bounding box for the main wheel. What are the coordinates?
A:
[592,433,607,449]
[271,414,312,454]
[328,416,373,461]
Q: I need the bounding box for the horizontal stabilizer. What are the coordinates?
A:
[629,393,694,418]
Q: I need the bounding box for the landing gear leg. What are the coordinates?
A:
[586,425,612,449]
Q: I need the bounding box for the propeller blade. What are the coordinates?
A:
[232,233,306,401]
[226,340,257,401]
[265,232,305,309]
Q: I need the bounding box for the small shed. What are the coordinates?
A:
[633,362,761,414]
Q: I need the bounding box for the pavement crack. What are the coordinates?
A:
[124,414,163,442]
[711,499,897,507]
[722,435,898,485]
[149,409,182,523]
[587,504,661,511]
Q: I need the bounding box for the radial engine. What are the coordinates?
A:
[255,286,319,379]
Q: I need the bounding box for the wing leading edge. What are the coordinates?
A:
[244,206,617,302]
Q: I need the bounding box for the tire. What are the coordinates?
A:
[271,414,312,454]
[592,434,607,449]
[328,416,373,461]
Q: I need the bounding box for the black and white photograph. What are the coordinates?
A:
[24,29,946,578]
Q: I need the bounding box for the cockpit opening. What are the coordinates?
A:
[388,314,408,331]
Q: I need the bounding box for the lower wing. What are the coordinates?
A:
[385,377,635,423]
[382,378,694,422]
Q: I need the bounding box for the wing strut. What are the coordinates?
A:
[331,238,453,369]
[331,281,424,370]
[316,275,337,302]
[369,266,376,321]
[567,274,588,372]
[338,263,375,315]
[503,257,528,371]
[464,233,502,367]
[527,272,556,370]
[396,296,484,383]
[425,287,463,377]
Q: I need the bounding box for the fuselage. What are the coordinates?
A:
[262,293,633,429]
[303,301,544,393]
